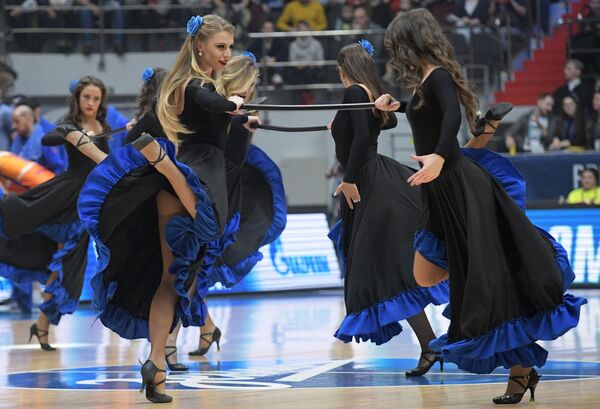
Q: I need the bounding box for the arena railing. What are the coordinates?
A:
[1,3,505,94]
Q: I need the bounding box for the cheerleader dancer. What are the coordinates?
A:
[326,40,448,375]
[376,9,586,403]
[78,15,258,403]
[0,76,110,350]
[186,52,286,357]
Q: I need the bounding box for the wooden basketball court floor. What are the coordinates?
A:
[0,289,598,408]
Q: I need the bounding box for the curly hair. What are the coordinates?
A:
[384,9,479,133]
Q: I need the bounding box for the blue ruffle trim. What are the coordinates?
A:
[39,233,84,325]
[335,282,450,345]
[0,190,6,239]
[201,213,240,290]
[78,139,218,339]
[0,262,47,288]
[203,144,287,290]
[414,229,448,271]
[431,294,587,373]
[327,220,346,275]
[246,145,287,245]
[461,148,526,211]
[35,220,85,243]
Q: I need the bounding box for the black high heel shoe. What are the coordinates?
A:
[132,133,166,166]
[165,346,189,372]
[473,102,514,137]
[405,351,443,377]
[28,323,56,351]
[139,360,173,403]
[493,368,540,404]
[188,327,222,356]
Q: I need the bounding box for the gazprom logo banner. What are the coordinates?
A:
[210,213,342,293]
[527,208,600,285]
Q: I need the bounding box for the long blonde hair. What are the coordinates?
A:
[215,55,259,98]
[384,9,479,133]
[157,15,235,142]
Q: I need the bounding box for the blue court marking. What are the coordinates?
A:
[2,358,599,391]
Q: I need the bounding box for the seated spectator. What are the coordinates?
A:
[10,105,66,174]
[288,21,325,102]
[572,0,600,74]
[548,95,589,151]
[504,92,554,153]
[566,168,600,205]
[78,0,126,56]
[489,0,529,51]
[352,6,384,57]
[248,18,288,85]
[215,0,252,47]
[277,0,327,31]
[586,91,600,151]
[552,60,594,115]
[0,70,15,151]
[447,0,491,28]
[331,3,354,30]
[8,0,58,52]
[370,0,394,28]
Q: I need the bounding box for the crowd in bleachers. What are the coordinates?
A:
[503,59,600,153]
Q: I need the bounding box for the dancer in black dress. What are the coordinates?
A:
[0,76,110,350]
[78,15,260,403]
[327,41,448,375]
[376,9,586,403]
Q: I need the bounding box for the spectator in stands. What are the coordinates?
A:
[370,0,394,28]
[78,0,126,56]
[504,92,554,154]
[248,18,288,85]
[10,105,66,174]
[277,0,328,31]
[587,91,600,151]
[566,168,600,205]
[489,0,529,51]
[572,0,600,74]
[215,0,252,47]
[552,60,594,115]
[548,94,589,151]
[352,6,384,57]
[0,70,15,151]
[8,0,54,52]
[448,0,491,28]
[331,3,354,30]
[288,20,325,102]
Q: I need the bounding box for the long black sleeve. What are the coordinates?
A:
[429,70,462,159]
[382,112,398,130]
[187,83,238,113]
[125,111,166,144]
[395,102,408,113]
[344,86,374,183]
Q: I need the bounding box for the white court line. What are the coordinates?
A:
[276,359,354,382]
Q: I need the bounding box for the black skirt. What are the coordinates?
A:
[330,154,449,345]
[0,172,90,325]
[416,148,587,374]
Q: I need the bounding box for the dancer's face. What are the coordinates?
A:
[197,31,234,73]
[79,85,102,118]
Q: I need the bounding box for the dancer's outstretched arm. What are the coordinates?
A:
[47,123,108,164]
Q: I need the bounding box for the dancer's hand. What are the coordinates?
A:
[227,95,244,114]
[374,94,400,112]
[244,116,261,132]
[327,120,333,130]
[126,118,137,131]
[407,153,445,186]
[334,182,361,210]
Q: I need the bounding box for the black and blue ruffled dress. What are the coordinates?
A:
[407,68,586,374]
[328,85,449,345]
[195,122,287,298]
[78,81,270,339]
[0,120,108,324]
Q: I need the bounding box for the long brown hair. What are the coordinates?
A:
[337,43,390,127]
[384,9,479,133]
[65,76,109,131]
[135,67,167,117]
[157,15,235,142]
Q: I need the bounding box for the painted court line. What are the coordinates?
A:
[276,359,354,382]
